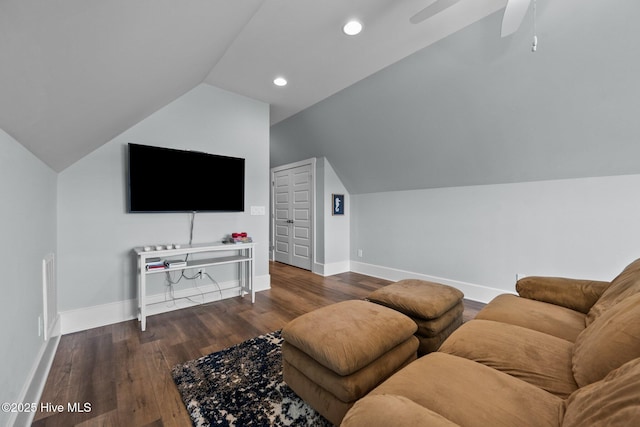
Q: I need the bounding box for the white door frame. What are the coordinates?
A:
[270,158,316,271]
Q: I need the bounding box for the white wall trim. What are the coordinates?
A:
[350,261,510,303]
[9,332,61,427]
[314,260,351,277]
[60,274,271,335]
[60,299,137,335]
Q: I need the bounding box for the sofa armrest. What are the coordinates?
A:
[516,276,610,314]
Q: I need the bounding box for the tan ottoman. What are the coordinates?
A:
[368,279,464,356]
[281,300,419,426]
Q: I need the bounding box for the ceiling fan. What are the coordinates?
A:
[410,0,532,38]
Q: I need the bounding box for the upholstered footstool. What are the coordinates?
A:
[367,279,464,356]
[281,300,419,426]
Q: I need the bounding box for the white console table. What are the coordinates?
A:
[134,241,255,331]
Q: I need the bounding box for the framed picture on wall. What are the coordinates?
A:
[332,194,345,215]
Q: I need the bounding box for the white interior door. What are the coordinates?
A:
[273,162,313,270]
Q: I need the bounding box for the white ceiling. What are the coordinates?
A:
[0,0,510,172]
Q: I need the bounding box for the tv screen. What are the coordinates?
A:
[127,143,245,213]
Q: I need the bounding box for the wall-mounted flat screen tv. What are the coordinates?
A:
[127,143,245,213]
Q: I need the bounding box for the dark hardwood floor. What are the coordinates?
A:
[33,262,485,426]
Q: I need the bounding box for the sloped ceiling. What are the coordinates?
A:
[204,0,506,123]
[271,0,640,194]
[0,0,510,172]
[0,0,263,172]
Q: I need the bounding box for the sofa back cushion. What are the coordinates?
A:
[572,292,640,387]
[586,257,640,326]
[563,357,640,426]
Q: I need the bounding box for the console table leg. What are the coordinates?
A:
[250,247,255,303]
[140,263,147,331]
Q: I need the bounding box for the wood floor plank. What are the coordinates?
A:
[36,262,485,426]
[73,409,121,427]
[141,341,191,427]
[33,338,73,422]
[34,332,117,426]
[114,336,162,426]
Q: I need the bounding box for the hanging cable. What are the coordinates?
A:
[189,211,195,245]
[182,211,196,265]
[531,0,538,52]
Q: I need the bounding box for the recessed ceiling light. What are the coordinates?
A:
[342,20,363,36]
[273,77,288,87]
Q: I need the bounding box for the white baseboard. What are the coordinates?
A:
[313,260,351,276]
[9,330,61,427]
[60,274,271,335]
[350,261,510,303]
[60,298,137,335]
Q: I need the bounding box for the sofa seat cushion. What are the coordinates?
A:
[283,360,349,427]
[416,314,464,356]
[341,394,460,427]
[563,357,640,426]
[439,319,578,398]
[367,352,564,427]
[414,301,464,336]
[367,279,463,320]
[282,336,418,403]
[281,300,417,376]
[475,294,586,342]
[586,257,640,326]
[572,292,640,387]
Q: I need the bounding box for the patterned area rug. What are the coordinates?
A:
[172,330,333,427]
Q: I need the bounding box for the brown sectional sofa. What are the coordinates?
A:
[341,258,640,426]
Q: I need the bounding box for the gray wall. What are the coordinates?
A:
[57,84,270,320]
[271,0,640,193]
[321,160,350,274]
[351,175,640,301]
[0,129,57,426]
[311,158,350,275]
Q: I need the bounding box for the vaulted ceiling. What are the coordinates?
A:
[0,0,511,172]
[271,0,640,194]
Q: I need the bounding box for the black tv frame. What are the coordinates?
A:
[127,143,245,213]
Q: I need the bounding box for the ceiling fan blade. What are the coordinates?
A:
[410,0,463,24]
[501,0,532,37]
